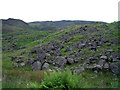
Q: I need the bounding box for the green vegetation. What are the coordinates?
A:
[2,20,120,88]
[3,70,119,88]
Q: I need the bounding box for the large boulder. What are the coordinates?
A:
[55,56,67,67]
[110,62,120,74]
[32,61,42,71]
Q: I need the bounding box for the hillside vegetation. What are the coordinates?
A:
[2,19,120,88]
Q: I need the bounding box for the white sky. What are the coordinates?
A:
[0,0,119,23]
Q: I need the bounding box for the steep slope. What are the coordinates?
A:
[3,21,120,75]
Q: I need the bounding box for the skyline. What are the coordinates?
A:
[0,0,119,23]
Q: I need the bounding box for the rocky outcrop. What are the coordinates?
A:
[9,24,119,74]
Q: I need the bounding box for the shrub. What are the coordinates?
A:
[25,70,82,88]
[39,70,81,88]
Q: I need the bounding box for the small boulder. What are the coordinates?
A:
[73,67,85,74]
[13,63,18,67]
[42,63,50,70]
[19,63,25,67]
[21,51,26,55]
[67,58,74,65]
[100,55,107,60]
[103,63,109,69]
[98,60,106,67]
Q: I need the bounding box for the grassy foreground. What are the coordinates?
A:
[2,70,119,88]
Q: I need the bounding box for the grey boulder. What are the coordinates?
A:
[32,61,42,71]
[42,63,50,69]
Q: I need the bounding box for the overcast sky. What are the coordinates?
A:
[0,0,119,23]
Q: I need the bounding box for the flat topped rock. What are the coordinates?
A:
[100,55,107,60]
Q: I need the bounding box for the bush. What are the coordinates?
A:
[39,70,81,88]
[25,70,82,88]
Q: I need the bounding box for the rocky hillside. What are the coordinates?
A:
[3,21,120,75]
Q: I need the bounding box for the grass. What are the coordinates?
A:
[29,70,80,88]
[2,70,49,88]
[2,70,120,88]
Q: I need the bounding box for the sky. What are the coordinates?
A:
[0,0,119,23]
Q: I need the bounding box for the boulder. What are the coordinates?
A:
[66,46,74,51]
[86,66,95,71]
[102,38,109,43]
[52,67,62,71]
[112,38,118,44]
[67,58,74,65]
[13,63,18,67]
[32,61,42,71]
[55,56,67,67]
[107,49,113,52]
[21,51,26,55]
[37,53,46,60]
[74,57,81,63]
[103,63,109,69]
[42,63,50,69]
[90,47,97,51]
[52,50,62,56]
[83,63,88,68]
[98,60,106,67]
[100,55,107,60]
[89,58,97,63]
[112,58,120,62]
[10,56,17,61]
[18,46,26,49]
[45,53,51,58]
[16,59,23,63]
[19,63,25,67]
[73,67,85,74]
[48,69,53,72]
[25,58,35,65]
[81,43,86,48]
[110,62,120,74]
[94,65,102,69]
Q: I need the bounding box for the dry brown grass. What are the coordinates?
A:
[3,70,50,83]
